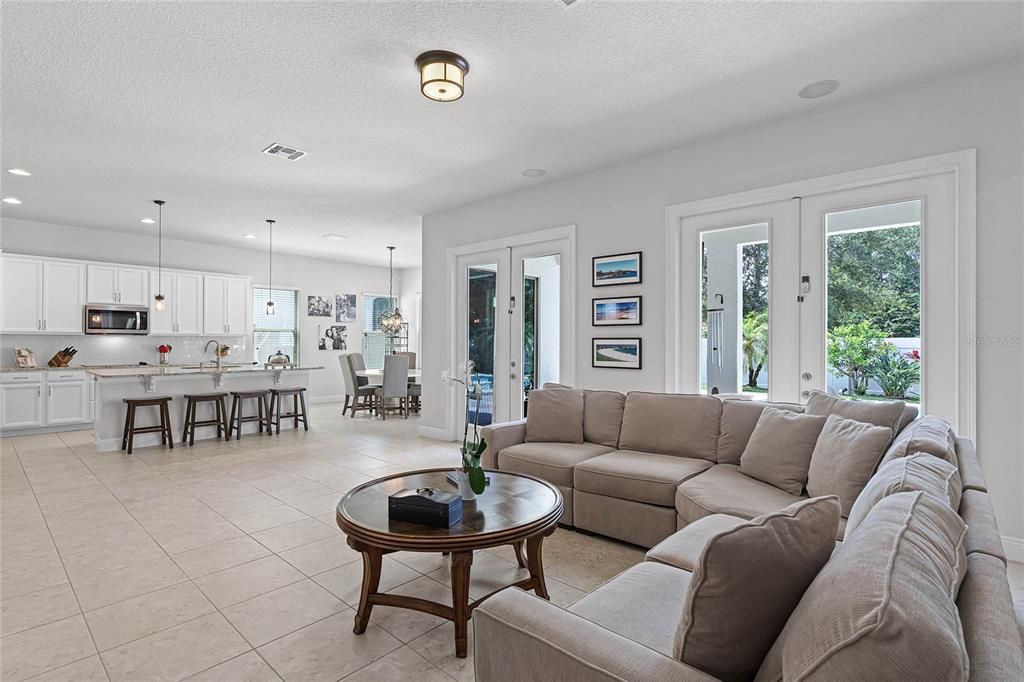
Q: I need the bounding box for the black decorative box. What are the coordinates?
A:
[388,488,463,528]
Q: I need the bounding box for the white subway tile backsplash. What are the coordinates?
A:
[1,335,251,369]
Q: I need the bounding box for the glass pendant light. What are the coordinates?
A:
[265,219,275,315]
[378,246,404,335]
[153,200,166,311]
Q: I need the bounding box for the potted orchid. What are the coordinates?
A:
[442,361,487,501]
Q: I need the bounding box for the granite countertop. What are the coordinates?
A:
[86,365,324,379]
[1,362,260,373]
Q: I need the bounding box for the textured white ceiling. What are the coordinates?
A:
[1,1,1020,267]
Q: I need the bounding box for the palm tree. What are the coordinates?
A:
[742,311,768,388]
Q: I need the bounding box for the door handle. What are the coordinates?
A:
[37,320,41,330]
[48,386,52,397]
[36,387,41,397]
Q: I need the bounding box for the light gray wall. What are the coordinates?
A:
[0,218,397,400]
[420,58,1024,542]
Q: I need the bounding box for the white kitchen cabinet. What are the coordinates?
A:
[225,277,248,335]
[88,264,149,305]
[203,275,249,335]
[46,379,89,425]
[150,270,203,335]
[86,264,119,303]
[1,255,44,332]
[1,379,45,429]
[42,260,86,333]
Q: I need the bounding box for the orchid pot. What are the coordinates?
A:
[442,361,487,501]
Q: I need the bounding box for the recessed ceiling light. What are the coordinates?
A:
[140,218,155,224]
[322,233,348,240]
[2,197,22,204]
[242,233,257,239]
[798,80,840,99]
[522,168,547,178]
[7,168,31,176]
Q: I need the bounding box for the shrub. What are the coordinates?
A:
[870,344,921,399]
[826,321,888,396]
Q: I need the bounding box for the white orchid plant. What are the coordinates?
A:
[441,361,487,494]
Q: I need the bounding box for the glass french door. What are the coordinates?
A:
[456,250,509,427]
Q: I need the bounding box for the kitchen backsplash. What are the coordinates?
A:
[1,334,252,368]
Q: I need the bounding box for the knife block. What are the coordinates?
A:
[47,351,73,367]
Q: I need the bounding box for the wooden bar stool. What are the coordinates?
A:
[268,387,309,434]
[121,396,173,455]
[182,392,228,446]
[227,390,272,440]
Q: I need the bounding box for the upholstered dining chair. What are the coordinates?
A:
[374,353,410,419]
[340,353,376,418]
[395,352,421,413]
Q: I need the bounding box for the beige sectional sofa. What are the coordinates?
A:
[477,389,1022,681]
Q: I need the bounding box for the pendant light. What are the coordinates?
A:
[265,219,276,315]
[153,200,166,311]
[378,246,404,335]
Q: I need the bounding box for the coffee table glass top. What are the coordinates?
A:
[338,469,561,539]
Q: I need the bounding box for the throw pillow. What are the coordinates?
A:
[846,453,962,536]
[739,407,827,495]
[806,414,892,517]
[525,388,584,444]
[582,390,626,448]
[674,496,841,682]
[804,390,906,437]
[717,400,805,466]
[879,415,957,467]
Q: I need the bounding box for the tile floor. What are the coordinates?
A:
[1,406,645,681]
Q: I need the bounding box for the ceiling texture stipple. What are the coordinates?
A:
[1,1,1020,267]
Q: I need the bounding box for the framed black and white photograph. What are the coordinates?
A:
[592,295,642,326]
[592,337,642,369]
[307,295,332,317]
[335,293,357,322]
[592,251,642,286]
[318,324,348,350]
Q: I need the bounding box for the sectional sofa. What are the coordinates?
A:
[476,389,1022,681]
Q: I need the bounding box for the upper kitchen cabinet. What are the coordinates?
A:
[203,275,249,335]
[87,264,149,305]
[150,270,203,335]
[42,260,86,332]
[0,255,84,333]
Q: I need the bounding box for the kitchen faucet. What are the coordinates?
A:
[204,339,225,372]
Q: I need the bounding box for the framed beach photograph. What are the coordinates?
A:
[592,296,642,326]
[592,251,642,286]
[592,337,642,369]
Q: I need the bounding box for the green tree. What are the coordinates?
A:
[827,321,888,396]
[742,242,769,316]
[742,311,768,388]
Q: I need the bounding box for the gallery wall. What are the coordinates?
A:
[419,58,1024,546]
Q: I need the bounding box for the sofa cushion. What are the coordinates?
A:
[646,514,749,572]
[575,451,713,506]
[955,438,986,492]
[498,442,613,488]
[525,388,584,444]
[846,453,962,537]
[568,561,690,657]
[896,403,919,434]
[717,399,804,466]
[804,390,906,435]
[956,553,1024,681]
[880,415,957,468]
[676,497,841,681]
[583,390,626,448]
[676,464,807,525]
[618,392,722,461]
[755,491,968,682]
[959,489,1006,563]
[739,407,827,495]
[806,414,892,517]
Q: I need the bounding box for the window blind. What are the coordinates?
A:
[253,287,299,365]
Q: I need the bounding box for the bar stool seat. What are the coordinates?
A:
[268,387,309,434]
[122,396,173,455]
[227,390,272,440]
[182,392,228,446]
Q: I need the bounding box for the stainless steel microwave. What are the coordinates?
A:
[84,304,150,335]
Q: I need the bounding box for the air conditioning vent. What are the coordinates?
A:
[261,143,307,161]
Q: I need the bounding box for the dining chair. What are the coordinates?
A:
[395,351,417,369]
[341,353,377,418]
[395,351,421,413]
[374,353,410,419]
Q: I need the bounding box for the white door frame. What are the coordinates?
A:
[442,225,576,440]
[665,149,976,437]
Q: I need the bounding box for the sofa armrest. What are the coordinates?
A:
[474,588,719,682]
[480,419,527,469]
[645,514,748,572]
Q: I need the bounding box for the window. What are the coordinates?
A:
[253,287,299,365]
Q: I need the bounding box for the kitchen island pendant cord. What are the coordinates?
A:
[153,200,166,312]
[266,219,275,315]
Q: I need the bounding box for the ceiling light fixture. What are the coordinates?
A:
[798,80,840,99]
[322,233,348,241]
[140,218,155,224]
[265,219,276,315]
[415,51,469,102]
[153,200,166,312]
[378,246,405,336]
[242,233,256,239]
[7,169,31,176]
[2,197,22,204]
[522,168,547,178]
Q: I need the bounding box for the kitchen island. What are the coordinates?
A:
[87,365,324,451]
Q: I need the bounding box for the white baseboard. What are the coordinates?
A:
[310,394,346,405]
[419,424,454,441]
[1002,535,1024,563]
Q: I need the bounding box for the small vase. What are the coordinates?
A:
[159,353,169,366]
[456,470,477,502]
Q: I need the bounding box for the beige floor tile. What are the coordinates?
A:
[84,581,215,651]
[202,491,283,517]
[0,584,80,637]
[223,579,346,647]
[23,655,108,681]
[544,576,589,608]
[314,556,419,606]
[372,576,451,643]
[185,651,280,681]
[392,552,451,575]
[0,615,96,682]
[0,557,69,600]
[52,520,165,581]
[171,535,271,579]
[2,533,61,572]
[100,612,249,682]
[266,481,338,506]
[251,518,337,553]
[278,535,360,576]
[138,507,244,555]
[428,551,529,601]
[229,504,309,534]
[195,555,305,608]
[285,493,345,517]
[72,556,188,611]
[341,646,453,681]
[257,611,402,682]
[408,622,475,682]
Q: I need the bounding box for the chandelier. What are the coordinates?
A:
[378,246,404,336]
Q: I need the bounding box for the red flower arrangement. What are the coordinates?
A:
[157,344,173,353]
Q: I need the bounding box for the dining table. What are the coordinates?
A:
[356,368,422,382]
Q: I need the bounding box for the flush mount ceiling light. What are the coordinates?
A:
[153,200,167,311]
[415,50,469,102]
[522,168,547,178]
[2,197,22,204]
[322,233,348,240]
[140,218,155,224]
[7,168,31,176]
[242,233,256,239]
[378,246,405,336]
[798,80,840,99]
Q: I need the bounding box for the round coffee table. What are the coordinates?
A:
[336,468,563,658]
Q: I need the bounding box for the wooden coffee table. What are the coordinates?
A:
[336,468,563,658]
